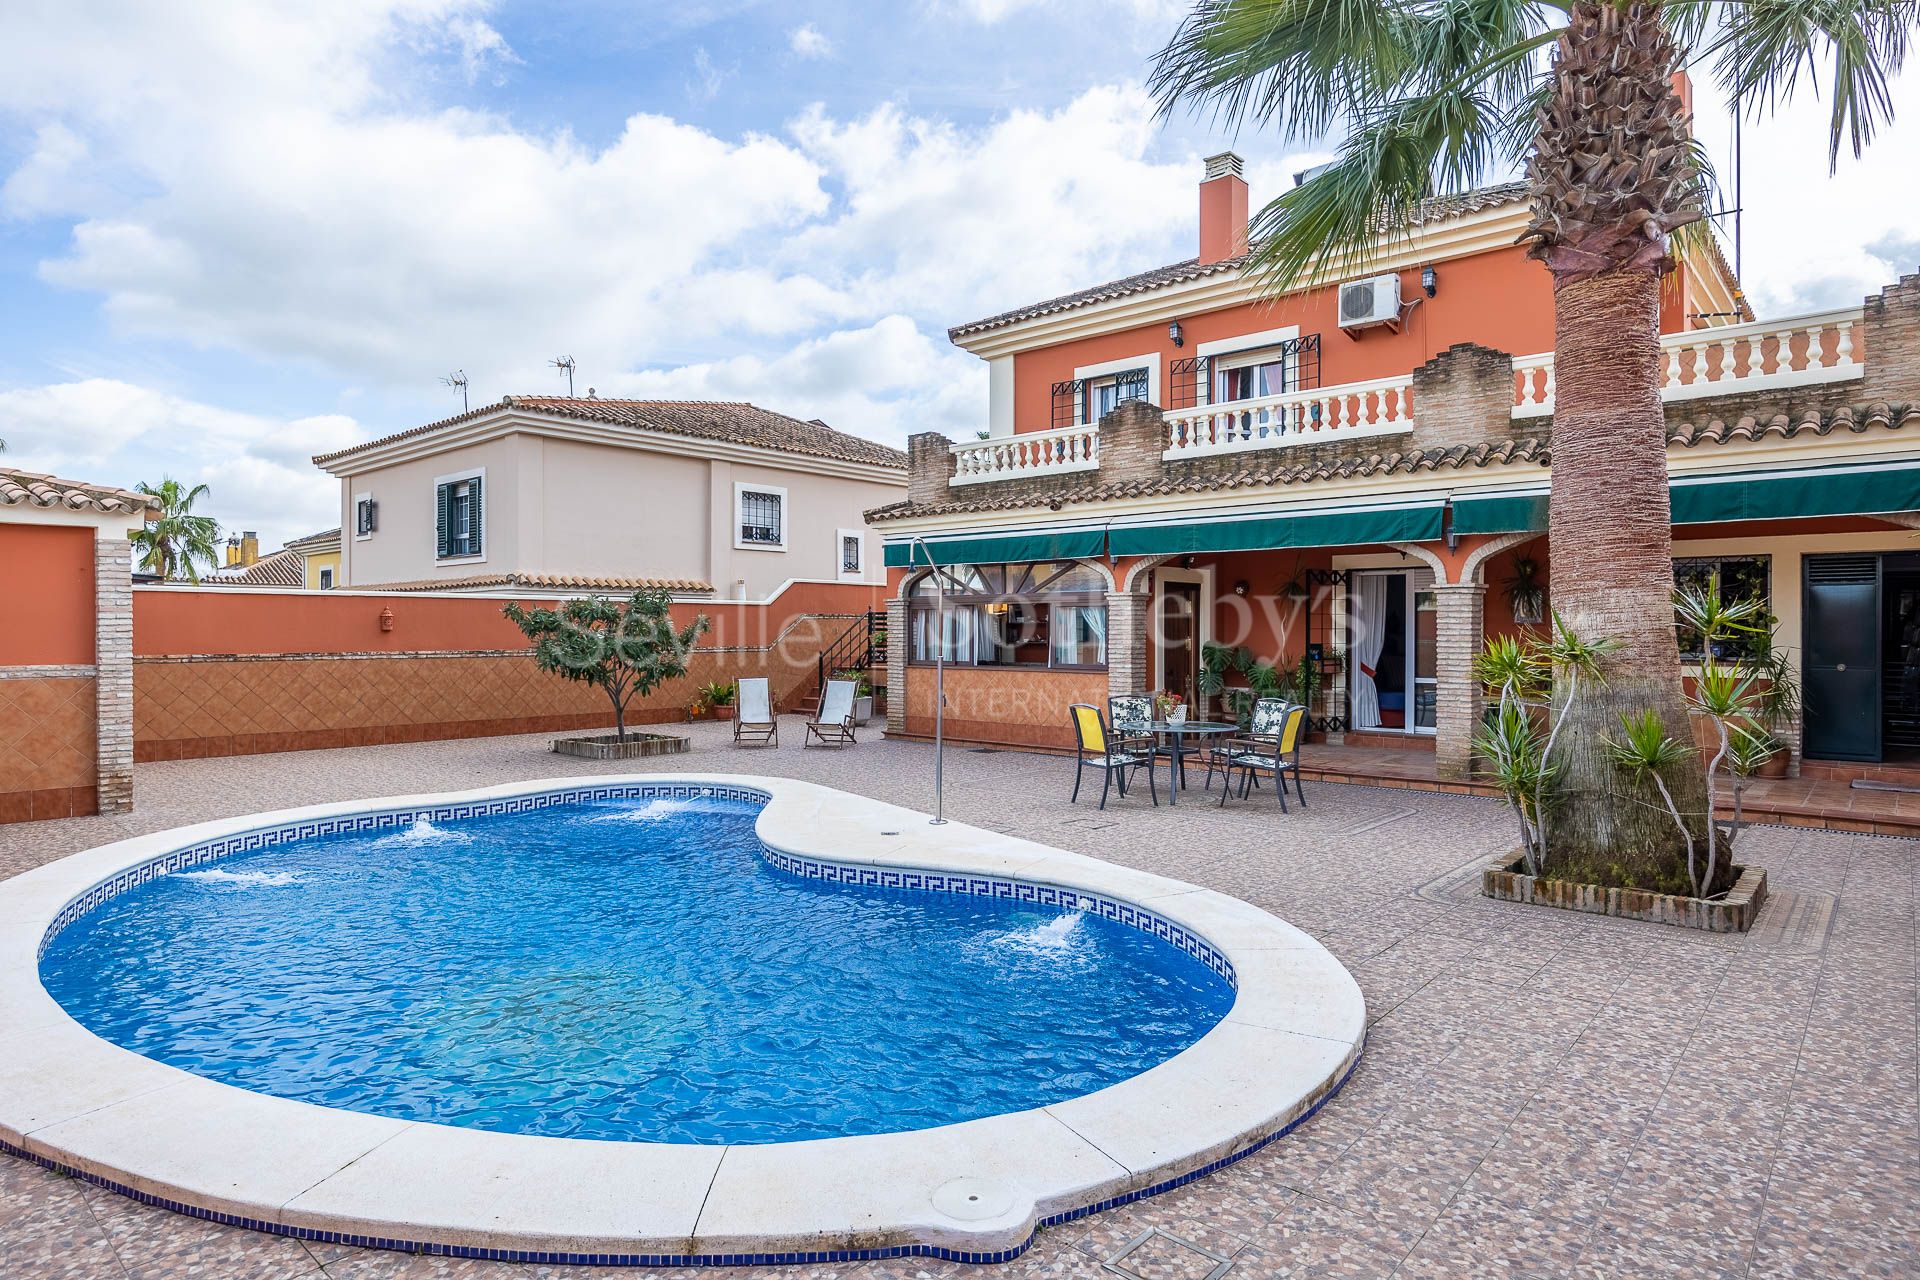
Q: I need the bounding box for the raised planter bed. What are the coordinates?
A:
[1482,854,1768,933]
[550,732,690,761]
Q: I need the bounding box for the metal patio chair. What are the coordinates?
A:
[1213,700,1308,810]
[1069,703,1158,810]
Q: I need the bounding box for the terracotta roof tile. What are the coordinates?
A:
[0,467,157,515]
[949,184,1528,340]
[283,527,341,549]
[313,399,907,471]
[353,572,715,594]
[868,402,1920,522]
[205,549,307,587]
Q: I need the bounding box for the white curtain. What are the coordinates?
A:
[1051,605,1107,666]
[1350,574,1390,729]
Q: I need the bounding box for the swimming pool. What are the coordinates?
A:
[0,775,1364,1264]
[40,788,1236,1145]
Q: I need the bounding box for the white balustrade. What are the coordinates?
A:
[1161,376,1415,460]
[1508,306,1864,415]
[1512,352,1556,418]
[948,423,1100,486]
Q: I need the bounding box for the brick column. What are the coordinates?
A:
[1431,583,1486,779]
[1105,590,1150,701]
[884,595,908,734]
[1096,401,1170,486]
[906,432,955,505]
[1862,271,1920,404]
[1410,343,1517,450]
[95,538,134,814]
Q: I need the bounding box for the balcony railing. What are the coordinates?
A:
[949,422,1100,486]
[1513,306,1864,418]
[1162,375,1414,460]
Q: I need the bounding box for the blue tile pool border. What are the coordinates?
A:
[0,1047,1357,1267]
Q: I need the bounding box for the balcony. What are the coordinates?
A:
[1512,307,1864,418]
[925,291,1904,493]
[949,422,1099,486]
[1163,375,1414,460]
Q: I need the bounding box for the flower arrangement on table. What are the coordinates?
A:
[1152,690,1187,723]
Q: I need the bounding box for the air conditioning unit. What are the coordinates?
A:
[1338,273,1402,330]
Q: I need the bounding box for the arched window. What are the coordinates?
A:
[907,561,1107,669]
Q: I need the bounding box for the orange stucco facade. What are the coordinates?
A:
[1008,245,1719,435]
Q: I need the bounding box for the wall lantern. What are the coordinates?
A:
[1232,579,1250,597]
[1420,264,1438,297]
[378,606,395,633]
[1168,320,1185,348]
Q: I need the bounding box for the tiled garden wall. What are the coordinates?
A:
[130,583,882,762]
[0,525,101,823]
[901,667,1106,751]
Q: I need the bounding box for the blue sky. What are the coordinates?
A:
[2,0,1916,552]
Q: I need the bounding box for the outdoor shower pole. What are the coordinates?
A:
[909,537,948,825]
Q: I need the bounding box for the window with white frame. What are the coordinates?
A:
[354,494,378,538]
[837,528,865,579]
[318,567,335,590]
[1213,345,1295,403]
[736,485,785,549]
[435,472,483,559]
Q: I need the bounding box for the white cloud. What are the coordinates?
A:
[946,0,1185,26]
[687,47,730,103]
[788,24,834,59]
[610,316,983,446]
[0,378,356,549]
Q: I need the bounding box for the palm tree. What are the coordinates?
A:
[1152,0,1911,888]
[131,477,221,583]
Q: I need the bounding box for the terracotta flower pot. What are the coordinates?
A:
[710,703,735,721]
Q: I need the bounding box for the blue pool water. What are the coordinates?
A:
[40,793,1235,1145]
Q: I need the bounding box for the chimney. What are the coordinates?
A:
[239,531,259,566]
[1199,151,1249,265]
[224,536,239,568]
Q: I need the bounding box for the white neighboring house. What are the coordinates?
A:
[313,397,908,597]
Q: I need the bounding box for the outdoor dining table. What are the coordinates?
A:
[1132,719,1239,805]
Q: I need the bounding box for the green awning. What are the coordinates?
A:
[882,528,1107,568]
[1671,461,1920,524]
[1450,491,1548,535]
[1106,502,1444,557]
[1449,461,1920,536]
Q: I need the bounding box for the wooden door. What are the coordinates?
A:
[1159,582,1201,703]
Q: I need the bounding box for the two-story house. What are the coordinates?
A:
[869,150,1920,782]
[315,398,907,598]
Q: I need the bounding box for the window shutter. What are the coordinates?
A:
[436,483,451,558]
[468,477,483,554]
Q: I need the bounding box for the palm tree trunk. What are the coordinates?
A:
[1546,265,1711,884]
[1524,0,1721,892]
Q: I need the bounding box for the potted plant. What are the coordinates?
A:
[1153,689,1187,723]
[698,680,737,721]
[502,587,708,759]
[834,668,875,725]
[1504,556,1546,627]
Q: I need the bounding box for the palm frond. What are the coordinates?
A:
[1683,0,1919,166]
[1149,0,1423,140]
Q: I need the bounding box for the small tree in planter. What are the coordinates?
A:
[504,589,709,744]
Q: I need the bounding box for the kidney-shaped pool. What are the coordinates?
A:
[40,787,1235,1145]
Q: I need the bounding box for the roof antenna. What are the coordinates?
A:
[440,369,469,412]
[550,356,576,397]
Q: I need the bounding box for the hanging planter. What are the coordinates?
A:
[1505,556,1546,627]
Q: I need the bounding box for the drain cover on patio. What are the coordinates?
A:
[1103,1228,1237,1280]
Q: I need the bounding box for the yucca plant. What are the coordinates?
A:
[1152,0,1911,885]
[1674,581,1769,895]
[1473,696,1559,873]
[1603,709,1701,892]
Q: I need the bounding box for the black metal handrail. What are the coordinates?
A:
[817,610,887,703]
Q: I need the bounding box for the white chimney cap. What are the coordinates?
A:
[1203,151,1245,180]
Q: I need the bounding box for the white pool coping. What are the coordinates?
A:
[0,775,1365,1265]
